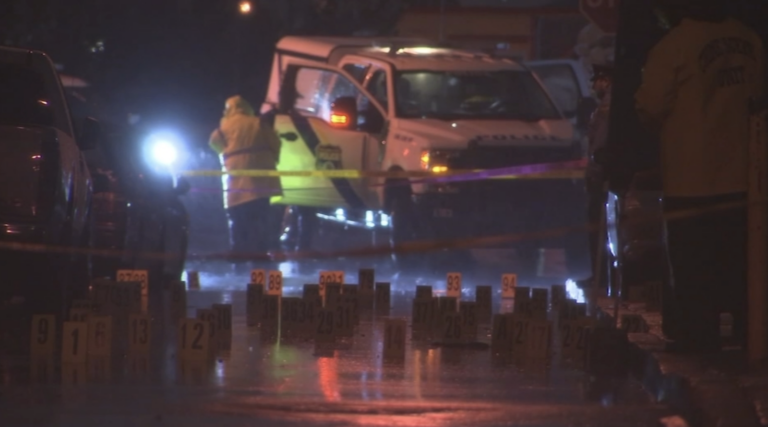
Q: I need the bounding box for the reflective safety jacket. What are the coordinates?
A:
[636,17,765,197]
[209,96,282,209]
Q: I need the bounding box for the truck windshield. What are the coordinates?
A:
[0,63,56,128]
[394,70,561,121]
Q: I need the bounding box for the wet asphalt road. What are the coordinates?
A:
[0,257,677,427]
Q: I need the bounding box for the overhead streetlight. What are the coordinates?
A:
[239,1,252,14]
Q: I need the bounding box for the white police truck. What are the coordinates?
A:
[262,37,588,274]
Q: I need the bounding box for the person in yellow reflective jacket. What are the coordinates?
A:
[636,0,765,352]
[209,95,281,272]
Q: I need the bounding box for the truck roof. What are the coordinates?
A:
[276,36,525,72]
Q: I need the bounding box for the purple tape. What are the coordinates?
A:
[189,159,587,194]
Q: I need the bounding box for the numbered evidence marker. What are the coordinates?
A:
[315,309,336,344]
[550,284,566,309]
[358,268,375,311]
[560,318,595,366]
[128,313,151,355]
[514,286,532,317]
[187,270,201,290]
[260,295,281,342]
[197,309,219,357]
[341,285,360,325]
[416,285,433,300]
[169,281,187,320]
[325,283,343,307]
[621,314,649,333]
[441,312,464,345]
[475,285,492,324]
[525,320,552,362]
[87,316,113,358]
[62,321,88,365]
[246,283,265,326]
[530,288,549,320]
[411,297,437,341]
[250,269,266,286]
[212,304,233,351]
[328,294,355,338]
[117,269,149,298]
[178,318,210,362]
[433,296,458,339]
[501,274,517,299]
[446,272,462,299]
[69,307,91,323]
[383,318,407,362]
[319,270,344,301]
[267,270,283,296]
[459,301,478,343]
[280,297,303,339]
[303,284,320,300]
[490,313,515,358]
[30,315,56,360]
[374,282,391,316]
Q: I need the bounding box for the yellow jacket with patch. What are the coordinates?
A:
[209,96,282,209]
[635,17,765,197]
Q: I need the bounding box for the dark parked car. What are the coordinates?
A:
[0,47,98,313]
[62,75,190,289]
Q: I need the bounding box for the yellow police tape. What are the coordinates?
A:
[181,168,585,180]
[0,197,753,264]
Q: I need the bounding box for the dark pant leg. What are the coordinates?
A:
[711,196,747,347]
[664,194,746,351]
[227,202,250,255]
[249,198,271,255]
[586,177,606,281]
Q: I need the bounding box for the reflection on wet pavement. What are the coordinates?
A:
[0,260,674,426]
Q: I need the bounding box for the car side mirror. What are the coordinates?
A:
[77,117,101,151]
[329,96,358,130]
[175,176,191,196]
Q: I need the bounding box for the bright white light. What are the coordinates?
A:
[239,1,252,14]
[565,278,585,303]
[380,213,390,227]
[152,140,178,166]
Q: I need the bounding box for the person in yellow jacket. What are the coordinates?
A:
[209,96,281,272]
[635,0,765,352]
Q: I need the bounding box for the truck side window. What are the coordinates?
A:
[342,64,369,83]
[292,66,385,133]
[293,68,331,117]
[364,69,389,111]
[327,72,384,133]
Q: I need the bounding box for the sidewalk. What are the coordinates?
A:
[591,294,766,427]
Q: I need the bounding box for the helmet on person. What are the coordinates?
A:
[223,95,255,117]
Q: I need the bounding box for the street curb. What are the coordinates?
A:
[593,304,762,427]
